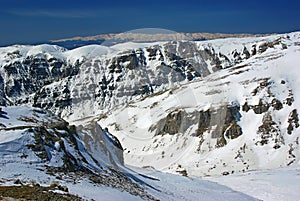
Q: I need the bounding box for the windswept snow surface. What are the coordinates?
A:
[126,166,258,201]
[205,166,300,201]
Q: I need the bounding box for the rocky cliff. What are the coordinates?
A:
[0,34,287,121]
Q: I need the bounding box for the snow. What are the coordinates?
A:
[63,45,113,64]
[68,181,143,201]
[127,166,258,201]
[205,166,300,201]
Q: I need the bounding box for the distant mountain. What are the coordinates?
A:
[49,32,269,49]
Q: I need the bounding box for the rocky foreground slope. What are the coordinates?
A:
[0,106,157,200]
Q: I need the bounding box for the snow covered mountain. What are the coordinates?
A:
[96,32,300,176]
[1,31,300,200]
[0,32,288,121]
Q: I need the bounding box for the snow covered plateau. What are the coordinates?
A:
[0,31,300,200]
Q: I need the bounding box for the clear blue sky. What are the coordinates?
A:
[0,0,299,46]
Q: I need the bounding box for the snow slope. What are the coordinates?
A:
[0,106,154,200]
[97,32,300,176]
[205,166,300,201]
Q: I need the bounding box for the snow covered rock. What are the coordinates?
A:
[0,33,289,121]
[0,106,156,200]
[97,32,300,177]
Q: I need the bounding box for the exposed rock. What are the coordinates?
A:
[155,104,243,145]
[285,97,294,106]
[258,42,268,53]
[251,44,257,55]
[271,98,283,110]
[287,109,300,134]
[196,110,211,136]
[253,99,270,114]
[77,121,124,166]
[242,47,250,59]
[155,110,197,136]
[257,112,283,147]
[242,102,251,112]
[225,121,242,139]
[0,37,282,119]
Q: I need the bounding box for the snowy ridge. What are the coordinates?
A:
[0,32,293,120]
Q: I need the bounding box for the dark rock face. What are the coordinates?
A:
[196,104,242,142]
[155,103,243,148]
[287,109,300,134]
[242,102,251,112]
[155,110,198,136]
[253,99,270,114]
[242,47,250,59]
[257,112,283,148]
[0,55,81,106]
[0,74,6,105]
[197,110,211,136]
[271,98,283,110]
[0,38,282,118]
[225,121,242,140]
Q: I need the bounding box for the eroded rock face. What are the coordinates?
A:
[0,74,6,105]
[287,109,300,134]
[1,55,81,105]
[155,110,198,135]
[257,112,283,148]
[155,103,243,148]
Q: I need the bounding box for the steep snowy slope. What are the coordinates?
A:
[0,106,157,200]
[96,32,300,176]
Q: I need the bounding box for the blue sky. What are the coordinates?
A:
[0,0,299,46]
